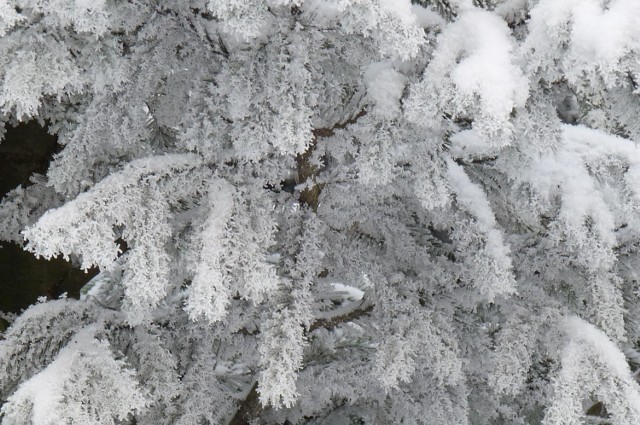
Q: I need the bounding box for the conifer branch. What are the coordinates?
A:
[228,302,374,425]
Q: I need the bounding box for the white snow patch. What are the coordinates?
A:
[364,62,406,119]
[331,283,365,301]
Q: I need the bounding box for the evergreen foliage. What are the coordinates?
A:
[1,0,640,423]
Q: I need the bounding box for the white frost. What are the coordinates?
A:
[331,282,365,301]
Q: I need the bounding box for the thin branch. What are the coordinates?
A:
[227,302,374,425]
[308,302,374,333]
[296,110,367,211]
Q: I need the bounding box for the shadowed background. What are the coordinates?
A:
[0,122,96,330]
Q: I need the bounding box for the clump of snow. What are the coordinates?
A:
[446,159,517,300]
[331,283,365,301]
[449,128,495,159]
[405,9,528,151]
[186,179,236,323]
[564,315,632,376]
[544,316,640,424]
[364,62,406,119]
[449,11,528,126]
[526,0,640,88]
[1,326,148,424]
[570,0,640,65]
[411,4,445,29]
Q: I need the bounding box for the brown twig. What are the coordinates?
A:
[296,111,367,211]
